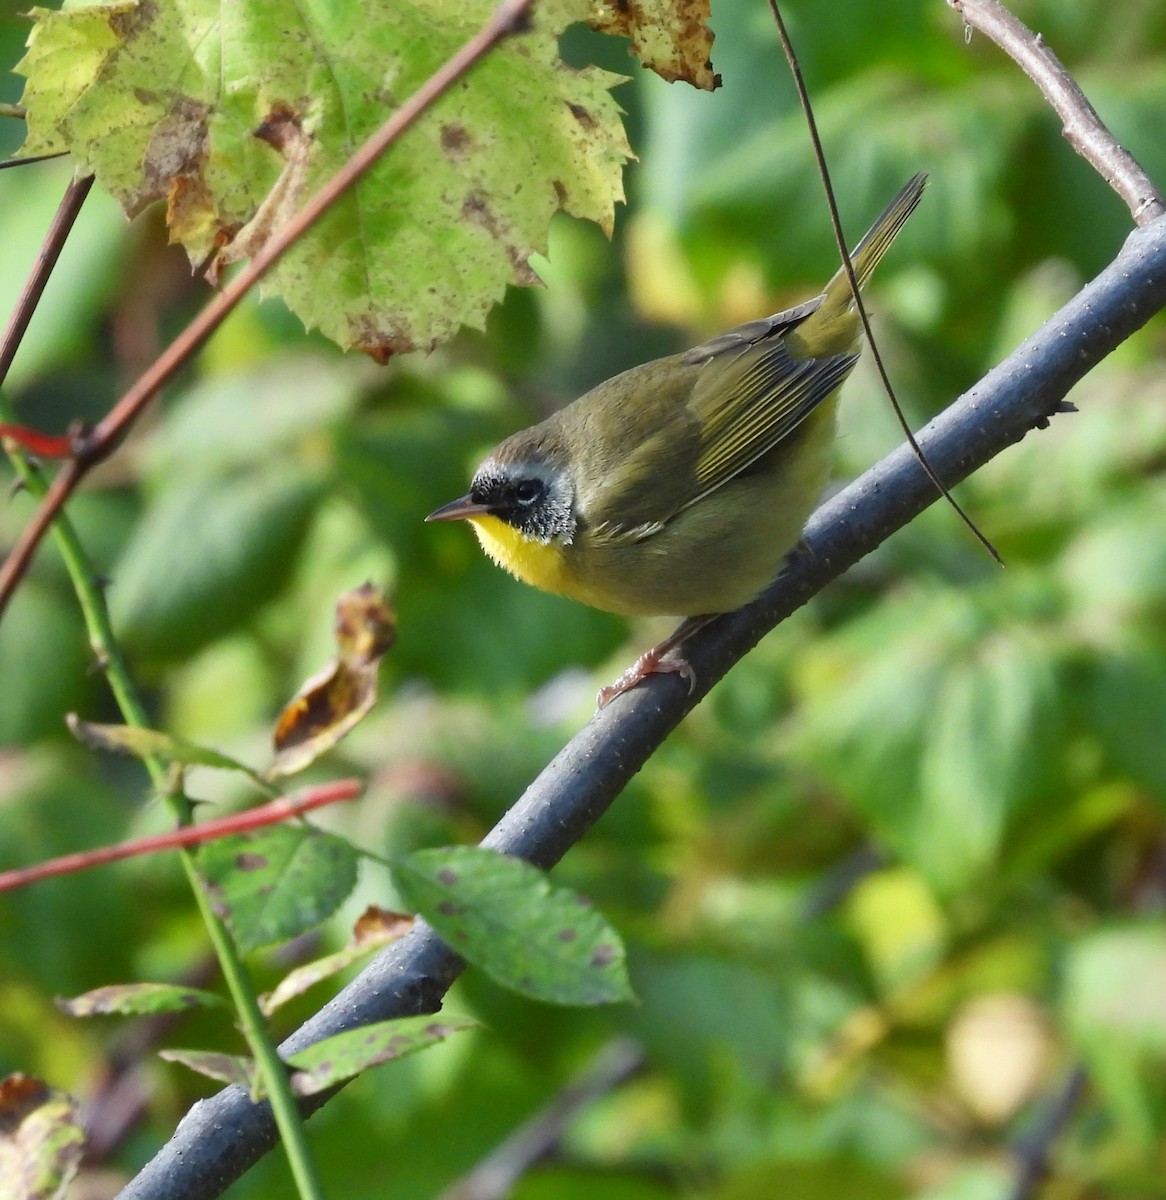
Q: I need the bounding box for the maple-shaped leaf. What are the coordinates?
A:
[16,0,631,359]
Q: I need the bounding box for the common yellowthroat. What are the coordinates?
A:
[428,174,926,704]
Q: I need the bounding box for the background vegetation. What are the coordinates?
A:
[2,0,1166,1196]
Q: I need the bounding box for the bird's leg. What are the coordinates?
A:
[596,614,717,709]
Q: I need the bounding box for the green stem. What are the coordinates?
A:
[181,848,326,1199]
[0,411,325,1199]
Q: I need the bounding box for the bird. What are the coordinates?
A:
[427,173,927,706]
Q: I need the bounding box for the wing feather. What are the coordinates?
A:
[687,334,857,503]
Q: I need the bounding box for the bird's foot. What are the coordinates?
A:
[596,649,695,710]
[595,614,715,710]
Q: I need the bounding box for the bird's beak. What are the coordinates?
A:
[425,494,491,523]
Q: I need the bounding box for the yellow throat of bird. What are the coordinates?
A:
[467,513,573,597]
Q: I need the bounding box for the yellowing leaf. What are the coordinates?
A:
[56,983,228,1018]
[259,907,414,1015]
[0,1074,84,1200]
[591,0,718,91]
[66,713,263,781]
[157,1050,254,1090]
[17,0,631,358]
[269,583,396,778]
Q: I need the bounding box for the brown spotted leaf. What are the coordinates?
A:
[0,1074,84,1200]
[393,846,633,1006]
[16,0,630,358]
[197,825,359,954]
[591,0,718,90]
[56,982,228,1018]
[268,583,395,779]
[282,1017,474,1097]
[259,907,414,1016]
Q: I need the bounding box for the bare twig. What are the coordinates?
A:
[1008,1066,1088,1200]
[0,172,93,388]
[768,1,1001,564]
[949,0,1165,224]
[115,189,1166,1200]
[0,151,69,170]
[0,0,536,622]
[439,1038,645,1200]
[799,844,887,921]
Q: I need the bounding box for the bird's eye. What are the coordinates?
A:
[514,478,544,507]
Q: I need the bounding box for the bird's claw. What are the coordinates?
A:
[596,651,696,710]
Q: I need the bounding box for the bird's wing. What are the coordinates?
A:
[580,303,855,544]
[684,319,857,507]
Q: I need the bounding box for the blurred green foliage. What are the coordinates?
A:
[2,1,1166,1197]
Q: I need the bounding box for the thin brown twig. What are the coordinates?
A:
[0,151,69,170]
[949,0,1165,225]
[0,175,95,603]
[0,172,93,388]
[767,2,1002,565]
[0,0,536,620]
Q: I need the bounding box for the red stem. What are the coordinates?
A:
[0,778,363,893]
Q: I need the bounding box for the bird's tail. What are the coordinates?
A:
[809,173,928,342]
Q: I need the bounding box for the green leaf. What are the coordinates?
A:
[658,71,1028,281]
[197,825,359,954]
[787,584,1064,892]
[110,467,322,659]
[160,1019,472,1099]
[1062,925,1166,1146]
[709,1159,904,1200]
[56,982,227,1018]
[845,867,948,998]
[65,715,262,781]
[1062,490,1166,623]
[393,847,633,1006]
[283,1016,474,1097]
[915,629,1062,891]
[0,580,91,743]
[16,0,630,356]
[1085,646,1166,799]
[157,1049,253,1089]
[0,163,128,392]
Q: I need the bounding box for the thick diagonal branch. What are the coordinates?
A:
[116,208,1166,1200]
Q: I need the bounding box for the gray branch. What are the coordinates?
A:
[118,213,1166,1200]
[949,0,1166,224]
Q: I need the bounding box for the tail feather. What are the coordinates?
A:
[813,173,927,334]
